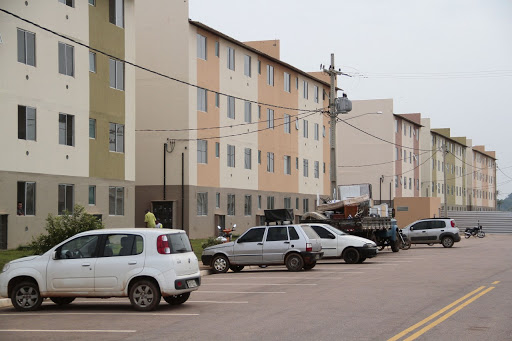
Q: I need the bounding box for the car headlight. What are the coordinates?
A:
[363,243,375,248]
[1,263,9,273]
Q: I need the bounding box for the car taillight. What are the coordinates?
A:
[157,235,171,254]
[451,220,455,227]
[306,243,312,252]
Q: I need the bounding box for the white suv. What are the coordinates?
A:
[401,218,461,248]
[0,228,200,312]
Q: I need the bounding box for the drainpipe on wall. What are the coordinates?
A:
[181,152,185,230]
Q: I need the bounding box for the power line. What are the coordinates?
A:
[338,150,432,168]
[347,69,512,80]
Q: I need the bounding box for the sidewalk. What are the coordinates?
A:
[0,268,212,309]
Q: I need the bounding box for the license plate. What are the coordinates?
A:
[187,279,198,288]
[315,254,320,260]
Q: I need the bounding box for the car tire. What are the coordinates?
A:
[391,239,400,252]
[50,297,76,306]
[11,281,43,312]
[343,248,360,264]
[285,254,304,272]
[163,292,190,305]
[303,262,316,270]
[212,255,230,273]
[129,280,161,311]
[441,236,454,248]
[357,257,366,264]
[229,265,244,272]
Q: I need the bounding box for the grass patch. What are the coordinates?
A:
[0,249,37,270]
[190,239,207,260]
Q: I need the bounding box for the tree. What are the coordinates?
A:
[30,205,104,254]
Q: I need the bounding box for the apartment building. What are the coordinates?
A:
[469,146,497,211]
[0,0,135,248]
[134,1,330,238]
[337,99,422,205]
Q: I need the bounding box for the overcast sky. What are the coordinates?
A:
[189,0,512,199]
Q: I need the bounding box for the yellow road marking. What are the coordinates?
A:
[387,286,486,341]
[404,287,495,341]
[492,281,500,285]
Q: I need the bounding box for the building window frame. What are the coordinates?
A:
[109,186,124,216]
[18,105,36,141]
[17,28,36,66]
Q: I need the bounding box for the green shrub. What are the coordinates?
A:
[201,236,223,249]
[29,205,104,254]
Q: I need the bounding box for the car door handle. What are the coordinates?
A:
[82,263,91,267]
[257,243,263,245]
[128,261,137,265]
[422,231,426,233]
[440,230,444,232]
[284,241,290,244]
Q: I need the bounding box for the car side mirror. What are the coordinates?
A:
[410,226,413,231]
[329,234,336,239]
[52,250,59,260]
[237,239,243,243]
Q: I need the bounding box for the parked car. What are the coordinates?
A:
[0,228,200,312]
[400,218,461,248]
[201,224,324,273]
[308,223,378,263]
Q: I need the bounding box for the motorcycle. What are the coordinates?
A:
[216,224,236,243]
[464,224,485,238]
[398,229,411,250]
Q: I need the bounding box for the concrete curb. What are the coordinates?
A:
[0,269,212,309]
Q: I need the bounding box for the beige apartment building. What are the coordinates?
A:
[0,0,135,248]
[134,1,331,238]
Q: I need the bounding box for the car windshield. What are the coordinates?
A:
[168,233,193,253]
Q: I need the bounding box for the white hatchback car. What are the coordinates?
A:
[0,228,200,312]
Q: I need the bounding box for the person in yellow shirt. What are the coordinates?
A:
[144,209,156,228]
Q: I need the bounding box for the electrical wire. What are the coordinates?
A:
[338,150,432,168]
[347,70,512,80]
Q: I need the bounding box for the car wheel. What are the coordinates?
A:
[129,280,161,311]
[163,292,190,305]
[303,262,316,270]
[441,236,454,248]
[212,255,230,273]
[343,248,360,264]
[357,257,366,264]
[391,239,400,252]
[50,297,76,305]
[229,265,244,272]
[11,281,43,312]
[285,254,304,272]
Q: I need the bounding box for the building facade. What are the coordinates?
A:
[134,1,331,238]
[0,0,135,248]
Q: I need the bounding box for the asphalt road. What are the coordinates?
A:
[0,234,510,341]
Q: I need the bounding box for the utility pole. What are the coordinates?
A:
[323,54,343,200]
[443,144,448,217]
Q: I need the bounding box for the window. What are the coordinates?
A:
[258,195,262,210]
[197,192,208,216]
[244,101,252,123]
[238,227,265,243]
[267,196,275,209]
[258,105,261,119]
[227,194,235,216]
[88,185,96,205]
[296,197,299,209]
[58,184,74,214]
[409,151,412,164]
[267,152,274,173]
[17,28,35,66]
[57,235,98,259]
[58,42,74,76]
[109,58,124,90]
[296,77,299,89]
[303,120,308,138]
[303,198,309,213]
[267,65,274,86]
[303,80,308,99]
[244,195,252,216]
[284,197,291,209]
[284,155,291,175]
[215,93,219,107]
[323,125,326,137]
[227,145,235,167]
[109,186,124,216]
[258,150,261,164]
[197,88,207,112]
[227,96,235,119]
[244,55,251,77]
[296,157,299,170]
[266,226,287,241]
[310,226,335,239]
[89,118,96,139]
[244,148,252,169]
[314,123,319,141]
[59,113,74,146]
[284,114,291,133]
[215,192,220,208]
[227,47,235,70]
[17,181,35,215]
[267,109,274,129]
[109,123,124,152]
[197,34,207,60]
[88,0,95,5]
[289,226,300,240]
[404,150,407,162]
[395,176,398,188]
[59,0,74,7]
[89,51,96,72]
[215,142,220,158]
[258,60,261,74]
[215,42,219,57]
[197,140,207,164]
[303,159,309,177]
[109,0,124,28]
[284,72,291,92]
[314,86,319,103]
[18,105,36,141]
[409,178,412,190]
[404,176,407,189]
[314,161,319,178]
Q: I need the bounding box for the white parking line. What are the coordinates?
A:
[201,283,316,286]
[197,291,285,294]
[0,312,199,316]
[188,300,248,304]
[203,273,365,280]
[60,300,248,304]
[0,329,135,333]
